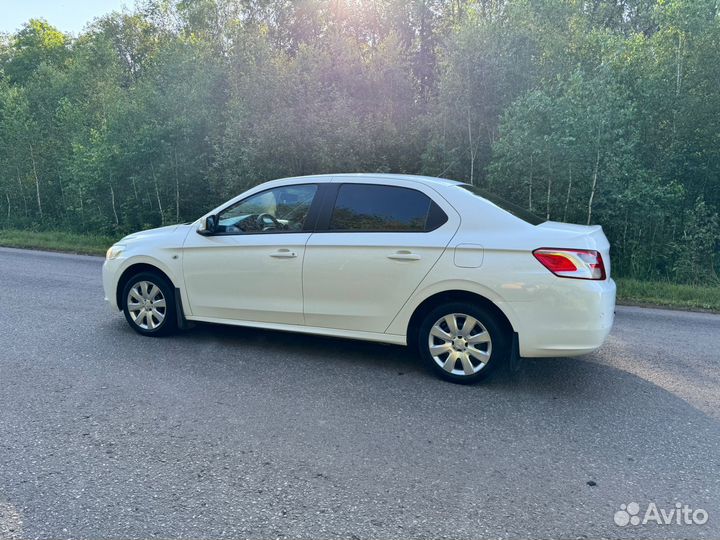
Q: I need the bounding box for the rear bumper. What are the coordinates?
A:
[512,278,616,357]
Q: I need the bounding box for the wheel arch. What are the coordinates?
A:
[115,262,176,311]
[406,290,515,347]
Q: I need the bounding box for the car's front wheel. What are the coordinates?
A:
[121,272,177,336]
[418,302,508,383]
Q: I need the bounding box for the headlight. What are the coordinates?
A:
[105,244,125,260]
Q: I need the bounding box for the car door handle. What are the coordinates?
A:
[270,249,297,258]
[387,250,421,261]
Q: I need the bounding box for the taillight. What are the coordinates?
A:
[533,248,606,280]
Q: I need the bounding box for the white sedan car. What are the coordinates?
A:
[103,173,615,383]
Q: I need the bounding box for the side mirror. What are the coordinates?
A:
[198,214,218,236]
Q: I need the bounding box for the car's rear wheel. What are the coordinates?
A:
[418,302,508,383]
[121,272,177,336]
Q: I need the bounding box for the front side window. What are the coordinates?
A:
[217,184,318,233]
[329,184,437,232]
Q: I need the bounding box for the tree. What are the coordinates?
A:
[3,19,69,85]
[0,0,717,283]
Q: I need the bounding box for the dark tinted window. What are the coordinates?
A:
[329,184,435,232]
[460,184,546,225]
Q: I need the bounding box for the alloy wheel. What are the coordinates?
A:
[126,280,167,330]
[428,313,492,376]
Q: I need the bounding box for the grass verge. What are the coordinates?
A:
[1,229,718,313]
[616,278,720,313]
[0,229,116,257]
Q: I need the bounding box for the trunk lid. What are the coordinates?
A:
[536,221,612,277]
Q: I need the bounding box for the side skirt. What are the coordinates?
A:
[184,315,407,346]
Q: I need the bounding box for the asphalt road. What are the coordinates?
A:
[0,246,719,540]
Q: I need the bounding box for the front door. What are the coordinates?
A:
[182,183,319,324]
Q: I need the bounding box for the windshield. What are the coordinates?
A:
[459,184,546,225]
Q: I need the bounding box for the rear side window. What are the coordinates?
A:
[329,184,446,232]
[459,184,546,225]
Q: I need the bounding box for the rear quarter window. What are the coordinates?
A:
[460,184,546,225]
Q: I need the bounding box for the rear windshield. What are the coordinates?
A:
[459,185,546,225]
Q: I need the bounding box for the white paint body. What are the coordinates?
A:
[102,174,616,357]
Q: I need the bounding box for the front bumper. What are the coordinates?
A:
[102,259,122,311]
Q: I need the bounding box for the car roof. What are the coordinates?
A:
[282,173,464,188]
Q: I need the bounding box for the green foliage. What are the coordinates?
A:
[0,0,718,284]
[2,19,69,84]
[668,197,720,284]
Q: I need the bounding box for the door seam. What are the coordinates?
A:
[382,223,462,334]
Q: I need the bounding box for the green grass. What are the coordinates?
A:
[616,278,720,312]
[0,229,117,257]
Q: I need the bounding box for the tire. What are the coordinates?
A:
[121,271,177,337]
[417,302,508,384]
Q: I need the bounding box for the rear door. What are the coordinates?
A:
[302,180,460,333]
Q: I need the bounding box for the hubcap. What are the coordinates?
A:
[127,281,166,330]
[428,313,492,376]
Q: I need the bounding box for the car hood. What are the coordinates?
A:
[120,223,192,243]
